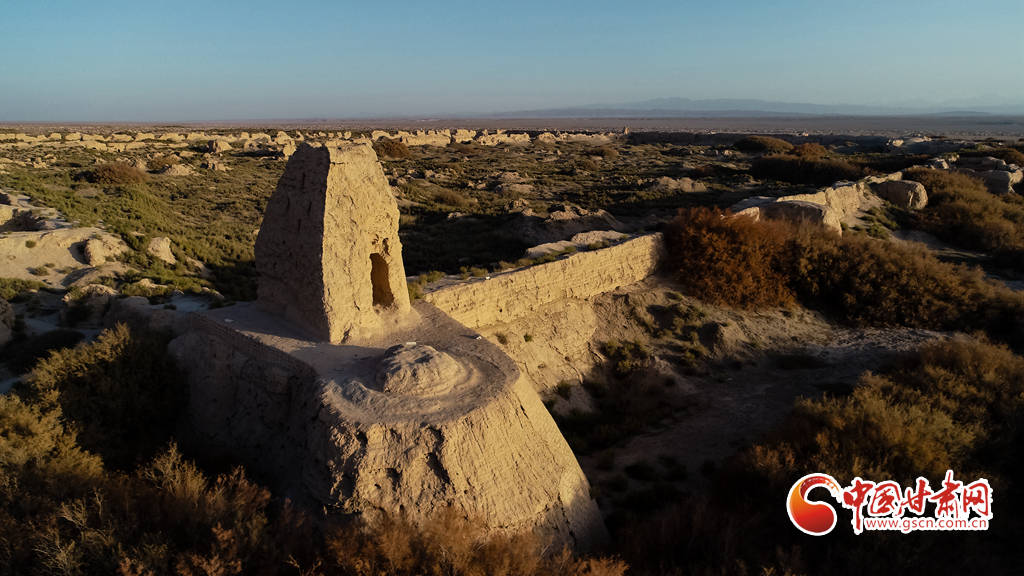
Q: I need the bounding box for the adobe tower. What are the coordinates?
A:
[255,142,411,343]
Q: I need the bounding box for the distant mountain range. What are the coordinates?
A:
[491,97,1024,118]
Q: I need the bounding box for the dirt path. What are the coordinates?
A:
[579,316,943,516]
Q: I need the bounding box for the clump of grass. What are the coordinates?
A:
[602,339,651,378]
[406,270,445,301]
[459,266,489,279]
[590,145,619,159]
[0,277,47,301]
[432,188,469,207]
[23,239,36,248]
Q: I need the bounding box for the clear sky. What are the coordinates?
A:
[2,0,1022,121]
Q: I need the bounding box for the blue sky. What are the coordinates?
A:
[2,0,1022,121]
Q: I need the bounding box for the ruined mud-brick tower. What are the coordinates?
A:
[255,142,411,343]
[170,141,607,552]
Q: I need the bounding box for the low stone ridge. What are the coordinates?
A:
[731,170,917,233]
[255,142,411,343]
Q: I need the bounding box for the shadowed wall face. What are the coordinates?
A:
[255,142,410,343]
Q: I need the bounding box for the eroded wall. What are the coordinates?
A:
[424,233,663,330]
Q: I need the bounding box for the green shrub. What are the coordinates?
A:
[24,324,184,468]
[406,270,446,301]
[734,135,794,154]
[0,277,47,301]
[961,147,1024,166]
[23,239,36,248]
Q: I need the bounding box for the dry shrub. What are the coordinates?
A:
[734,135,794,154]
[83,162,147,186]
[373,138,411,159]
[664,207,1024,342]
[791,142,828,158]
[147,154,179,172]
[750,154,865,186]
[431,187,469,207]
[663,207,795,309]
[327,509,625,576]
[961,147,1024,166]
[905,167,1024,269]
[589,145,619,159]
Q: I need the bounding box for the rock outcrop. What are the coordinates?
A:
[83,235,129,266]
[255,142,412,343]
[873,180,928,209]
[513,204,624,245]
[147,236,177,265]
[731,172,909,233]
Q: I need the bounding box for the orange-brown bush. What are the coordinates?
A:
[734,135,794,154]
[373,138,411,159]
[663,207,795,308]
[750,154,865,186]
[665,207,1024,342]
[82,162,147,186]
